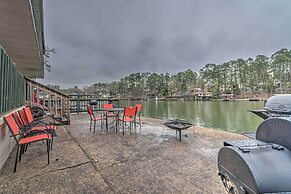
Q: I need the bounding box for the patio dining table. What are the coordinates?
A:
[96,108,124,132]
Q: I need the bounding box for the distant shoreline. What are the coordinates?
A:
[142,98,266,101]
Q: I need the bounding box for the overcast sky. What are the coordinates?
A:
[39,0,291,88]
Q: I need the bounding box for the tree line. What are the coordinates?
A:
[61,48,291,98]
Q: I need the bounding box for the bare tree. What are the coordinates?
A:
[44,46,56,72]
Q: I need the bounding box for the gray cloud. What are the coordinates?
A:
[40,0,291,88]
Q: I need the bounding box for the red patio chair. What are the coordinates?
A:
[12,111,24,128]
[103,103,118,116]
[118,106,137,135]
[19,107,56,150]
[4,114,51,173]
[103,103,118,131]
[18,108,28,125]
[18,108,55,131]
[87,105,104,133]
[136,104,143,127]
[103,103,113,108]
[23,107,56,131]
[12,111,30,151]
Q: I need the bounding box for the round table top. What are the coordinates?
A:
[96,108,124,112]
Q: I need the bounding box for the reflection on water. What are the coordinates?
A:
[121,100,264,133]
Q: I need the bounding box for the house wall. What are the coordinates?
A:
[0,107,23,170]
[0,46,25,114]
[0,0,45,171]
[0,47,25,171]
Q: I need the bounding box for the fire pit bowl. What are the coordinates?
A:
[163,119,193,142]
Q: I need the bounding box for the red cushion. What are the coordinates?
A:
[119,117,134,122]
[19,134,51,145]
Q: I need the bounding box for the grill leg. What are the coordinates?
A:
[179,130,182,142]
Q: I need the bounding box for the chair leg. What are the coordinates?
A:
[94,121,96,133]
[122,121,125,135]
[19,145,24,162]
[14,145,20,173]
[25,144,28,152]
[130,122,132,135]
[19,145,23,162]
[51,135,54,150]
[139,116,141,127]
[115,118,118,133]
[90,120,92,131]
[47,139,50,165]
[106,116,108,131]
[101,120,103,131]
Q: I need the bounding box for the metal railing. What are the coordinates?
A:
[25,78,70,124]
[69,95,119,113]
[0,46,25,115]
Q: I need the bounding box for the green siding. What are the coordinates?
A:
[0,47,25,114]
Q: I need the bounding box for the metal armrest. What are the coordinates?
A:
[25,129,50,138]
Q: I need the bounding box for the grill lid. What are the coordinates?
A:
[249,94,291,119]
[265,94,291,113]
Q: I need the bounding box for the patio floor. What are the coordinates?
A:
[0,114,244,193]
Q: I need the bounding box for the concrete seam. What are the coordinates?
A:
[1,161,91,190]
[26,161,91,180]
[63,126,117,194]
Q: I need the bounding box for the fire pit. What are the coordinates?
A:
[163,119,193,142]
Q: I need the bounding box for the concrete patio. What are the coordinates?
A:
[0,114,244,193]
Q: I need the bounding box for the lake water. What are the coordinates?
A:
[121,100,265,133]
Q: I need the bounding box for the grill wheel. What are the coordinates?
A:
[221,173,240,194]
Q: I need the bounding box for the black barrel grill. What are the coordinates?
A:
[218,95,291,194]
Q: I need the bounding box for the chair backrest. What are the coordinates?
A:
[136,104,143,113]
[4,114,20,138]
[18,109,29,126]
[87,106,94,119]
[24,106,34,123]
[103,104,113,109]
[123,106,137,117]
[12,111,24,128]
